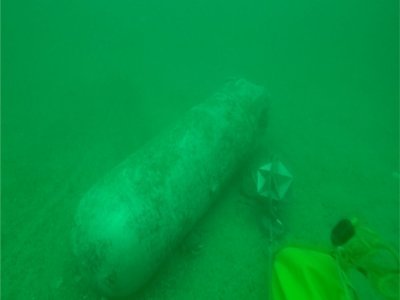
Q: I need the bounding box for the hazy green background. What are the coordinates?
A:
[2,0,398,299]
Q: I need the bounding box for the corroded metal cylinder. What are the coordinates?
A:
[72,79,267,297]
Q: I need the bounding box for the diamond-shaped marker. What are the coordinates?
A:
[256,159,293,201]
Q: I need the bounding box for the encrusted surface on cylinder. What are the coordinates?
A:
[72,79,267,297]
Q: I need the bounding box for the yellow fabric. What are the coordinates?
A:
[271,247,355,300]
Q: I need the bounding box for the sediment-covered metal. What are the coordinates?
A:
[72,79,267,297]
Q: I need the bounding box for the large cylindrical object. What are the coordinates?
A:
[72,79,267,297]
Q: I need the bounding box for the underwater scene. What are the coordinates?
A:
[2,0,399,299]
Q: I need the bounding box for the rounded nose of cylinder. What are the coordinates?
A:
[72,197,151,297]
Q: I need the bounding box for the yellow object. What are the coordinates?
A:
[271,246,356,300]
[270,218,400,300]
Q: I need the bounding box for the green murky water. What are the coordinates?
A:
[2,0,398,299]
